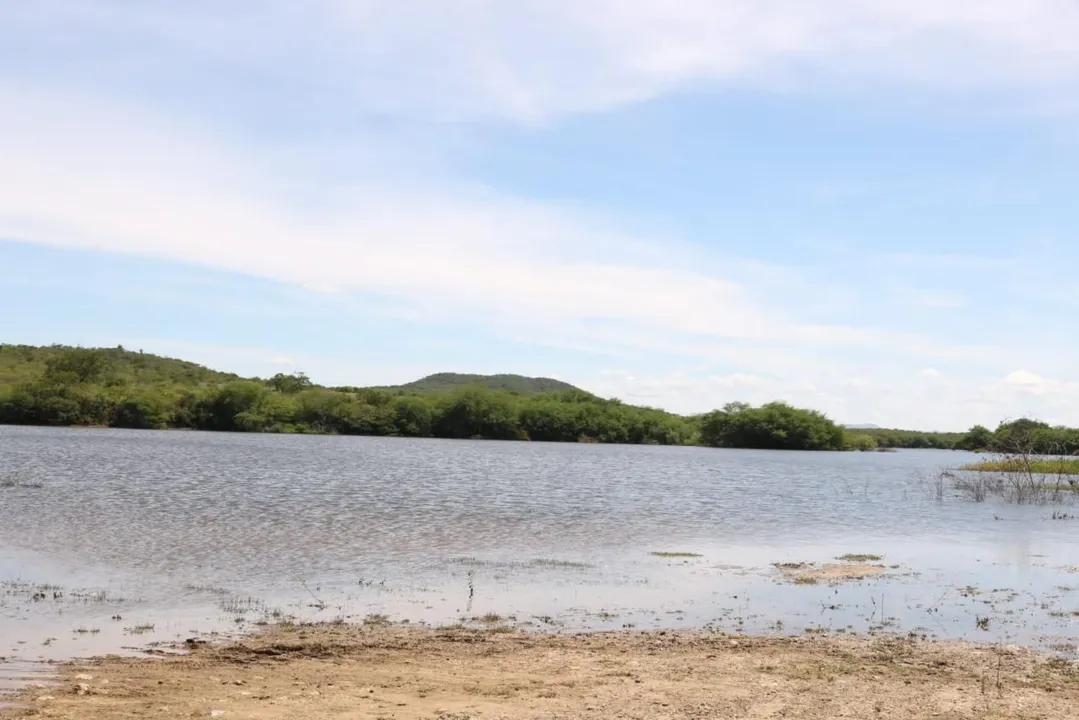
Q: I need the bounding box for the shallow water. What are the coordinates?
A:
[1,426,1078,686]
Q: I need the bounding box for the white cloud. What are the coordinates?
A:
[0,84,974,366]
[8,1,1079,121]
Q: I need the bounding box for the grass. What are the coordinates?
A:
[449,557,593,570]
[125,624,156,635]
[528,558,592,569]
[962,458,1079,476]
[650,551,702,558]
[362,613,392,627]
[836,553,883,562]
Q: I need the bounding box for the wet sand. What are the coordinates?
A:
[3,625,1077,719]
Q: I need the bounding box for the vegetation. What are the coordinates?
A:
[698,402,845,451]
[849,427,965,450]
[856,420,1079,456]
[0,345,690,444]
[362,372,580,395]
[5,345,1077,456]
[962,458,1079,476]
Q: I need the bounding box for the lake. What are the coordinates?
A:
[2,426,1078,692]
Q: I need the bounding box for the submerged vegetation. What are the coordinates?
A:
[963,459,1079,476]
[2,344,1077,454]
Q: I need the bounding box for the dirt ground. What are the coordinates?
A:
[3,625,1078,719]
[772,562,887,583]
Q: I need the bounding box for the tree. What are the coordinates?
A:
[956,425,993,452]
[42,348,115,385]
[699,401,845,451]
[266,372,313,395]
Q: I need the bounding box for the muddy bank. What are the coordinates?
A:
[3,625,1078,719]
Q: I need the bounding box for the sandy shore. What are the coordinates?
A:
[3,625,1077,719]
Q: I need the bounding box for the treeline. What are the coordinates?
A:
[3,346,1075,454]
[847,421,1079,455]
[846,428,965,450]
[0,348,692,444]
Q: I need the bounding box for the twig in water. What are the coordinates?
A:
[300,581,327,610]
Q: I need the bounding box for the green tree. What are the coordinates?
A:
[266,372,313,395]
[956,425,993,452]
[700,401,845,451]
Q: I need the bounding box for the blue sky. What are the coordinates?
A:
[3,1,1079,430]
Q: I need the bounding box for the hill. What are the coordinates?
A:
[0,344,238,388]
[0,345,692,445]
[383,372,582,395]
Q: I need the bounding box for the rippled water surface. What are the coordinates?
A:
[2,425,1078,679]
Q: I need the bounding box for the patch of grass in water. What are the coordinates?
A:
[793,577,819,585]
[218,595,264,615]
[529,558,592,569]
[1049,609,1079,618]
[962,458,1079,476]
[836,553,883,562]
[184,584,232,596]
[650,551,702,558]
[125,624,156,635]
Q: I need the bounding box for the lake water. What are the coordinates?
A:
[2,426,1078,692]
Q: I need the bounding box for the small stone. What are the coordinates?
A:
[37,696,55,702]
[75,674,93,681]
[210,711,226,718]
[75,683,91,696]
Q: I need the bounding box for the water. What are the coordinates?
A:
[2,425,1078,689]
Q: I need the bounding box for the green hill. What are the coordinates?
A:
[383,372,582,395]
[0,344,693,445]
[0,344,238,388]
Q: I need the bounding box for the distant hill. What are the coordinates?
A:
[0,344,239,388]
[843,423,881,430]
[380,372,584,396]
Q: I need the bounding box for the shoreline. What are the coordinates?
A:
[2,623,1077,719]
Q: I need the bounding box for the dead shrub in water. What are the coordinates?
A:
[956,436,1079,505]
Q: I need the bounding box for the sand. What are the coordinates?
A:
[773,561,888,583]
[3,625,1077,719]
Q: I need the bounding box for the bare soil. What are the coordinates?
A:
[4,625,1077,719]
[773,561,887,583]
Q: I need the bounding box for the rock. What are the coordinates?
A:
[210,711,226,718]
[75,674,93,681]
[75,683,91,696]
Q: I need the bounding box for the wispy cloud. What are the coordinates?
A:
[0,85,977,365]
[7,2,1079,122]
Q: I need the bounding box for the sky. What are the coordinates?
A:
[3,1,1079,431]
